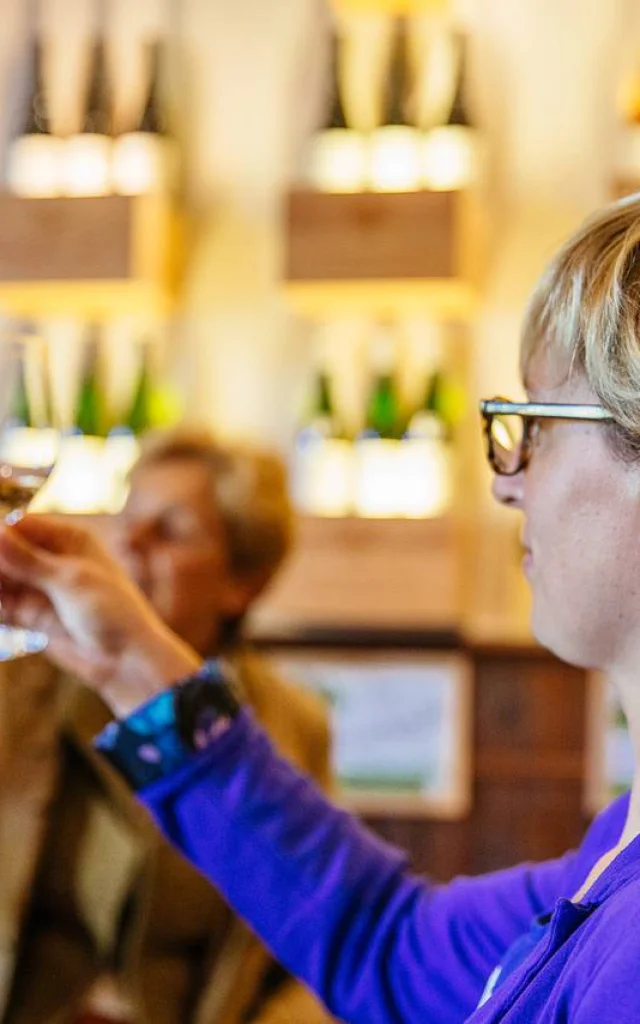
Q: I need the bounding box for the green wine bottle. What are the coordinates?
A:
[407,368,466,441]
[363,326,402,439]
[309,365,342,439]
[75,327,104,436]
[125,342,153,436]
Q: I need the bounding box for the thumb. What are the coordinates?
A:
[0,523,59,588]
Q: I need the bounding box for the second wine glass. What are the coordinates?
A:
[0,330,59,658]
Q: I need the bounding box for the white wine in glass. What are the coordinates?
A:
[0,331,58,659]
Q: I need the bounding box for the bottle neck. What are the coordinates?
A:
[24,40,52,135]
[447,33,472,129]
[138,42,166,134]
[326,30,348,130]
[126,346,153,435]
[83,41,111,135]
[316,370,334,416]
[75,330,104,436]
[382,19,409,128]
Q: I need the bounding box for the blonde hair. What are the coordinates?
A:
[131,428,294,585]
[521,192,640,458]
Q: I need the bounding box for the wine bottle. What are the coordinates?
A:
[74,327,104,437]
[304,26,367,193]
[407,12,460,132]
[362,325,403,439]
[406,370,449,441]
[409,365,466,439]
[400,366,453,519]
[140,43,165,135]
[368,18,422,192]
[113,40,176,195]
[63,39,113,196]
[84,40,112,136]
[6,36,64,197]
[305,362,344,441]
[22,41,50,136]
[292,347,352,517]
[422,31,479,190]
[124,342,153,435]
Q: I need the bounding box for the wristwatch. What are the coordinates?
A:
[95,659,242,790]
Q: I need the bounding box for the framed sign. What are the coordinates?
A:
[584,673,633,815]
[267,649,473,819]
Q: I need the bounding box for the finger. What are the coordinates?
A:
[0,523,59,587]
[0,588,59,636]
[10,514,102,559]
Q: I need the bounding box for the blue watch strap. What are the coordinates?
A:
[95,659,241,790]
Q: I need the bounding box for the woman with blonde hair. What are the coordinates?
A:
[3,194,640,1021]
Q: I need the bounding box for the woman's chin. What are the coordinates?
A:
[530,605,598,669]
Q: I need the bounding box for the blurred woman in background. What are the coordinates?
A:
[0,433,333,1024]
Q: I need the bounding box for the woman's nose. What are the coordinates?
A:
[491,469,525,509]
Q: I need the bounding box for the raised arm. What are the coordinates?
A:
[137,706,576,1023]
[0,515,578,1023]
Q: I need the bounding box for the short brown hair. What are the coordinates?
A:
[131,428,294,585]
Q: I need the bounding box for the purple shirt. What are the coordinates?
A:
[139,710,640,1022]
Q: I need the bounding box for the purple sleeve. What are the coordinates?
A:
[140,710,578,1024]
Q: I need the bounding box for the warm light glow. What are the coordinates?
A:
[293,439,354,516]
[112,133,171,195]
[421,125,479,190]
[6,135,65,198]
[38,434,113,513]
[368,126,422,193]
[63,134,112,197]
[398,437,452,517]
[306,129,369,193]
[103,431,140,512]
[0,427,58,473]
[353,438,403,517]
[353,437,451,518]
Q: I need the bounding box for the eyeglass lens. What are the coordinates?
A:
[489,414,526,474]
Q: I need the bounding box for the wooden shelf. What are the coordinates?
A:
[251,514,464,635]
[0,193,175,319]
[284,189,484,319]
[284,278,478,319]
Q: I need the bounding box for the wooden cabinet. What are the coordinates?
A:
[0,193,176,318]
[284,189,484,319]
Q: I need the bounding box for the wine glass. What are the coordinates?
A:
[0,330,58,659]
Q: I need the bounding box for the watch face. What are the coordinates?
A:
[95,660,242,789]
[174,661,241,751]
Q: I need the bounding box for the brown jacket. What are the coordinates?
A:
[0,653,334,1024]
